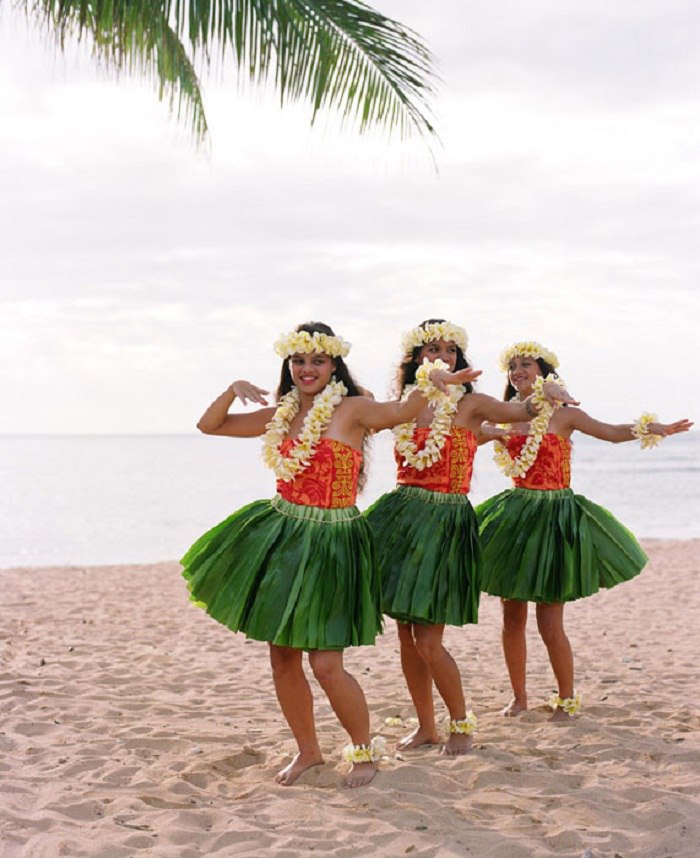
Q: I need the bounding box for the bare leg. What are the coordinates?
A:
[536,603,575,721]
[308,650,377,788]
[501,599,529,716]
[269,644,323,785]
[395,622,441,750]
[412,624,472,756]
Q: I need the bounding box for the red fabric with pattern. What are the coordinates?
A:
[506,434,571,489]
[276,437,362,508]
[395,427,477,495]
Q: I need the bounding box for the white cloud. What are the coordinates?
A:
[0,2,697,433]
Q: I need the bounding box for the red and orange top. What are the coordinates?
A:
[276,438,362,509]
[505,434,571,490]
[395,427,477,495]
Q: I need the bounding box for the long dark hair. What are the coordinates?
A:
[393,318,474,398]
[275,321,369,491]
[503,357,559,401]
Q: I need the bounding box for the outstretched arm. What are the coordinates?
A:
[354,366,482,433]
[197,380,274,437]
[562,409,693,443]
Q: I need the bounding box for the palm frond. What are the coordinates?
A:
[20,0,437,142]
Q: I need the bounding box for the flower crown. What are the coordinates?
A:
[401,321,468,355]
[273,330,351,359]
[498,341,559,372]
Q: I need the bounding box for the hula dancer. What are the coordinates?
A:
[365,320,575,754]
[181,322,479,787]
[477,341,692,720]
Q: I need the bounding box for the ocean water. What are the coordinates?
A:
[1,432,698,569]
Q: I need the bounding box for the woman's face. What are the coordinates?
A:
[289,352,335,397]
[416,339,459,372]
[508,355,542,395]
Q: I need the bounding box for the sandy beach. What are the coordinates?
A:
[2,539,699,857]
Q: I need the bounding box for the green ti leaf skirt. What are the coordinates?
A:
[181,495,382,650]
[476,488,648,603]
[364,485,481,626]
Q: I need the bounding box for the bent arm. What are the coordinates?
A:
[355,367,482,432]
[470,393,537,425]
[197,381,274,437]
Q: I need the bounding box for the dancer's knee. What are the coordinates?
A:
[308,650,343,687]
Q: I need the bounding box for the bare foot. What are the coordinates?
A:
[345,761,378,788]
[441,732,473,756]
[275,751,324,786]
[396,725,441,751]
[548,708,575,723]
[500,697,528,717]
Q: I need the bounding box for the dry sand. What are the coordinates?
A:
[2,540,699,857]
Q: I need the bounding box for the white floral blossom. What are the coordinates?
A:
[632,412,663,449]
[548,691,582,716]
[393,360,464,471]
[273,330,351,358]
[342,736,387,763]
[498,341,559,372]
[493,374,561,478]
[447,710,478,735]
[401,321,468,354]
[262,380,347,481]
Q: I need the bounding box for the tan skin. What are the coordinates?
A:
[197,351,481,786]
[393,341,579,751]
[480,355,693,720]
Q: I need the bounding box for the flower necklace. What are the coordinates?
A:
[262,380,347,481]
[493,375,557,478]
[393,383,465,471]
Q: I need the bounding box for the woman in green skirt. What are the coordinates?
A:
[181,321,479,787]
[365,321,574,753]
[478,341,692,720]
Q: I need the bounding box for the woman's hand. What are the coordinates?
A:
[542,381,579,407]
[229,380,270,406]
[648,418,693,437]
[429,366,482,394]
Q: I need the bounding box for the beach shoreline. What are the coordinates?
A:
[3,540,699,857]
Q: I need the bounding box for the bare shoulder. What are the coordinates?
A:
[458,391,494,415]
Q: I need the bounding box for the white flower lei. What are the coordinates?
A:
[493,374,559,478]
[498,341,559,372]
[262,380,347,481]
[548,690,582,716]
[448,710,478,735]
[401,321,468,354]
[273,330,351,358]
[393,359,464,471]
[342,735,387,763]
[632,412,663,449]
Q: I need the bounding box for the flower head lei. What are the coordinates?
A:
[262,380,347,481]
[393,359,465,471]
[273,329,351,359]
[401,321,468,355]
[498,341,559,373]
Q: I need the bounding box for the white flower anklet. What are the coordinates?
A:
[548,691,582,716]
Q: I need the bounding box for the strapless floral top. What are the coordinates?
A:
[396,427,477,495]
[506,434,571,490]
[276,437,362,508]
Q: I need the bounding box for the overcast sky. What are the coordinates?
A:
[1,1,698,433]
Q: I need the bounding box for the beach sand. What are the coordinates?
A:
[2,540,699,857]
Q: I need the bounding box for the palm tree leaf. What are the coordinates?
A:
[20,0,437,141]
